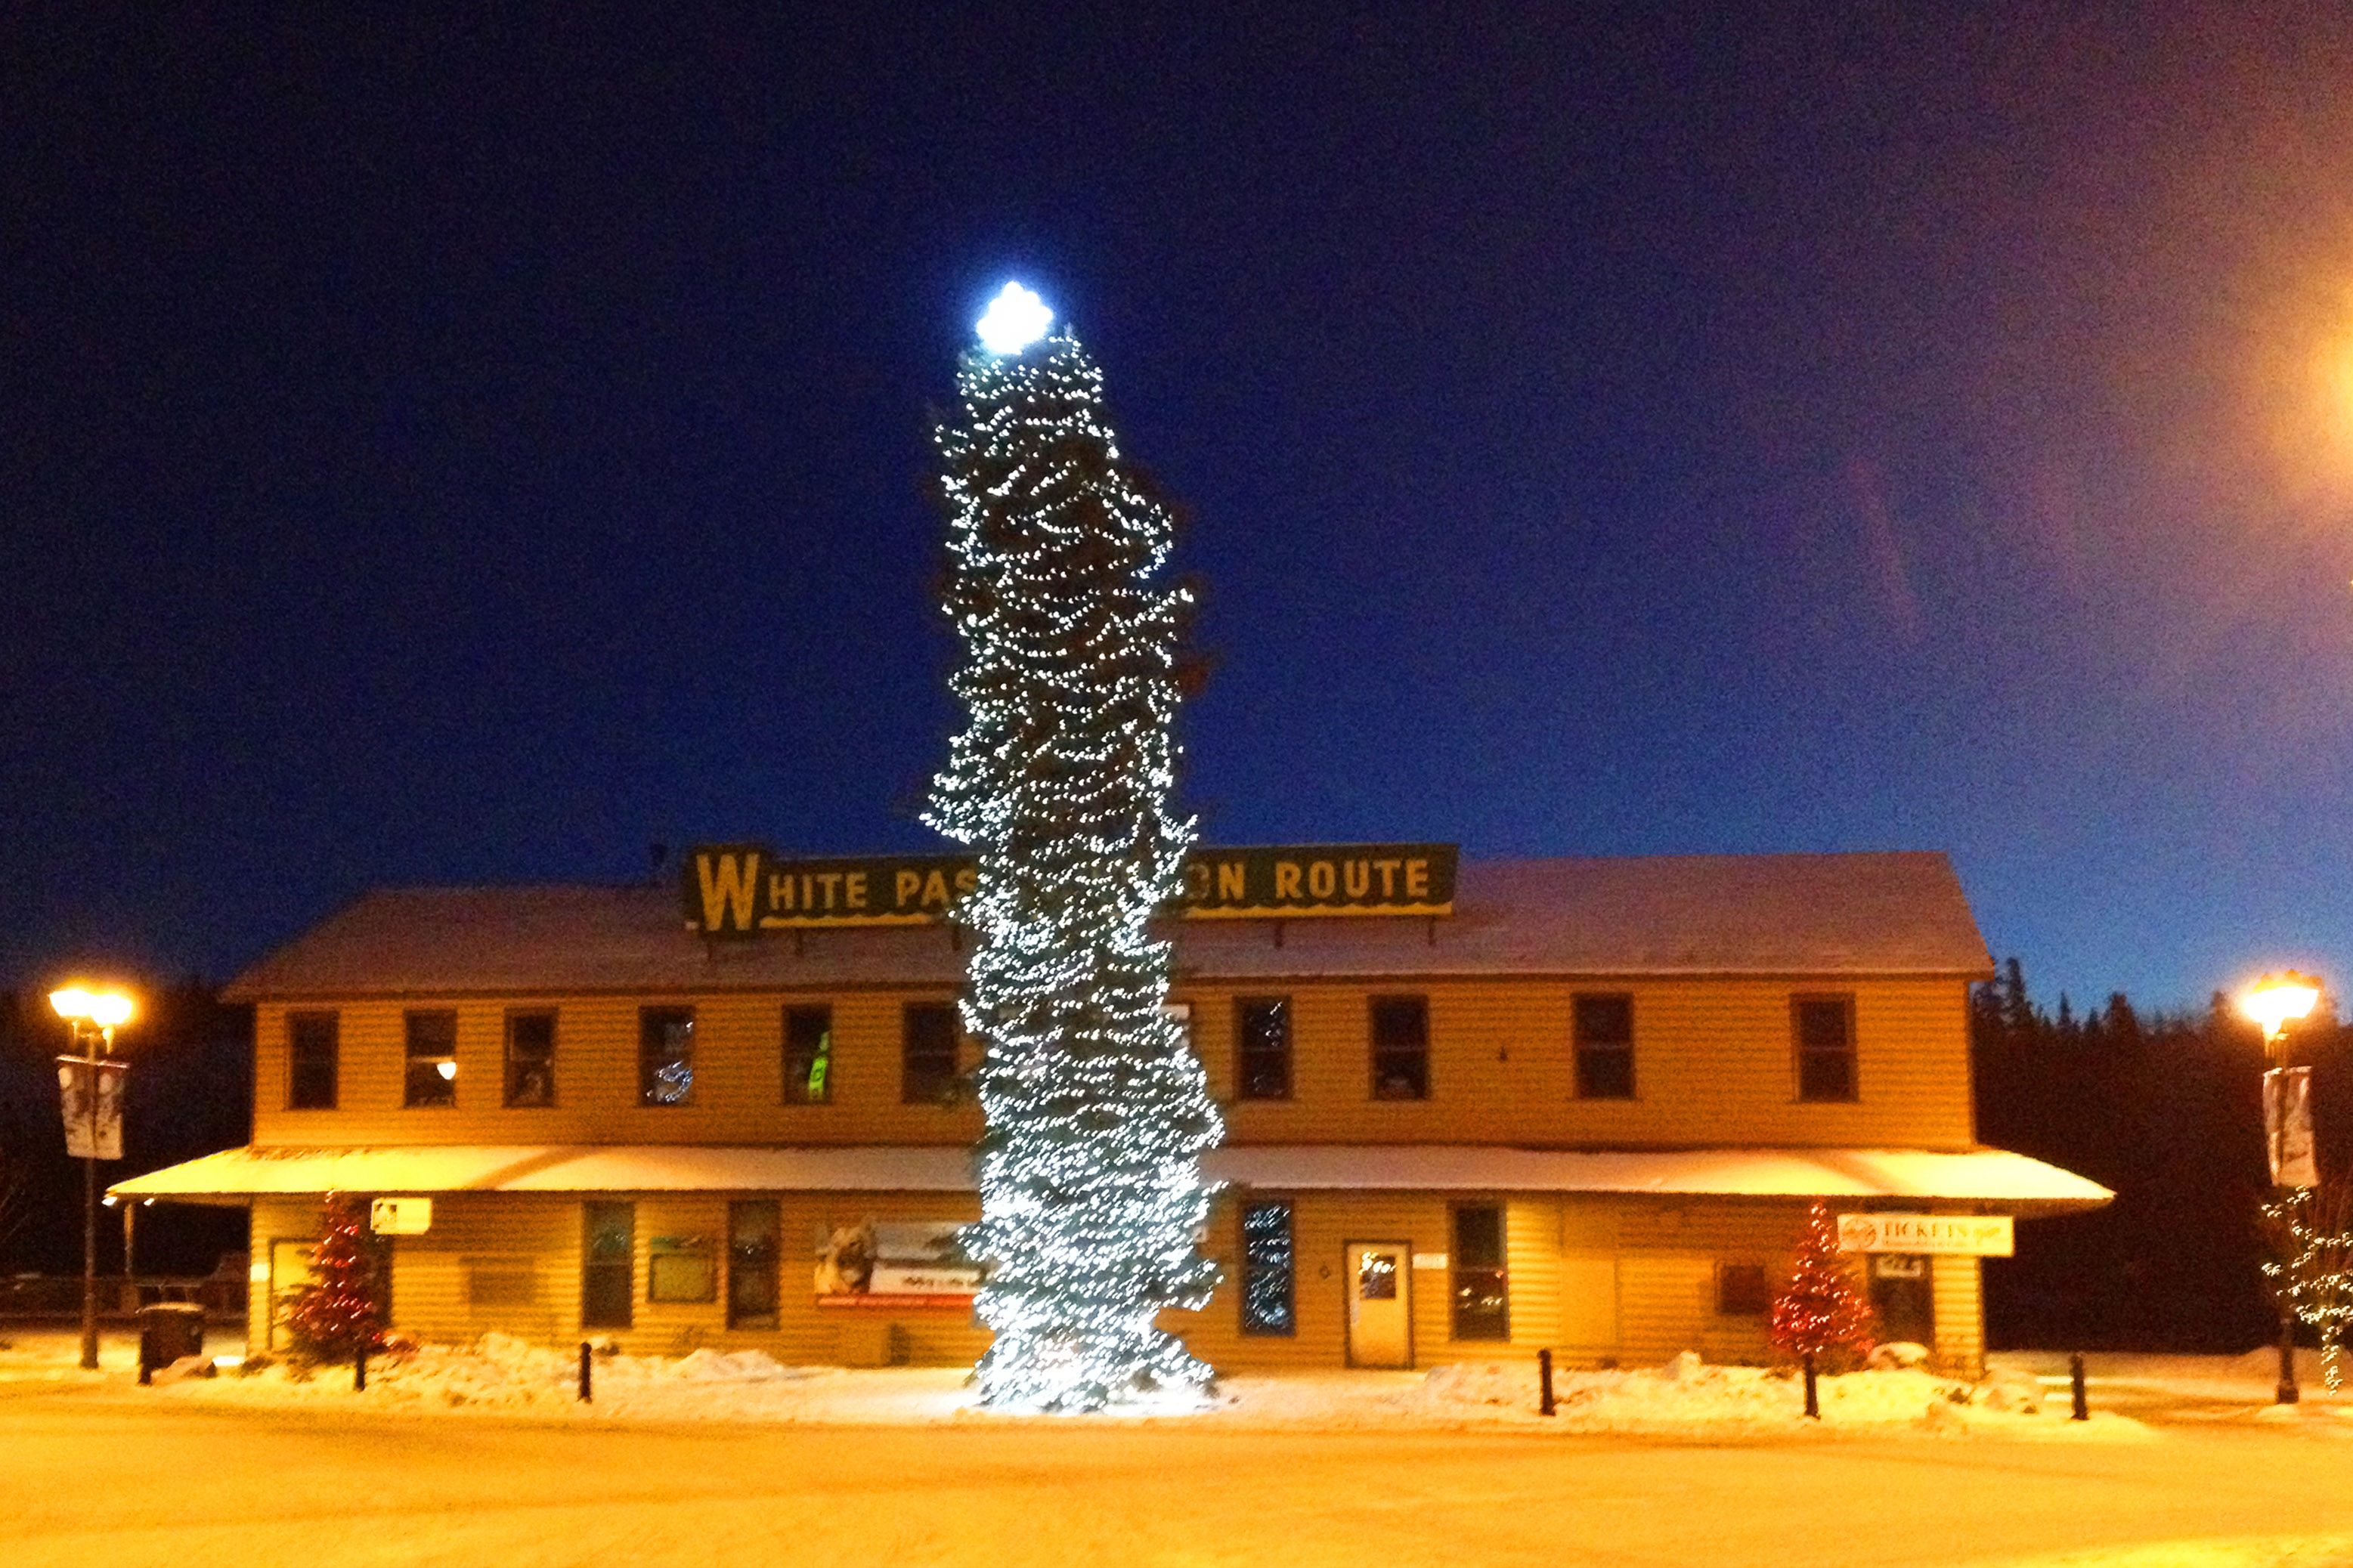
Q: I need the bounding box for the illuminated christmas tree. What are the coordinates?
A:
[285,1192,387,1362]
[1769,1202,1878,1371]
[927,283,1222,1412]
[2262,1183,2353,1390]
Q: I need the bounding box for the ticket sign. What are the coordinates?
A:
[370,1197,434,1236]
[684,843,1457,934]
[1836,1214,2013,1257]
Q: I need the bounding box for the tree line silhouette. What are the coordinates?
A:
[1972,958,2347,1350]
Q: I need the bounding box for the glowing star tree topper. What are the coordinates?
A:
[927,297,1222,1414]
[974,281,1054,355]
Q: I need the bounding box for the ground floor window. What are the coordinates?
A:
[1869,1253,1934,1344]
[581,1202,635,1328]
[649,1235,717,1304]
[1717,1261,1771,1316]
[728,1201,781,1329]
[1239,1200,1295,1335]
[1450,1204,1508,1341]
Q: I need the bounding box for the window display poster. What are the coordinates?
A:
[814,1220,980,1308]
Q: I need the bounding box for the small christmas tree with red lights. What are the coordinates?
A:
[285,1192,387,1362]
[1770,1202,1878,1372]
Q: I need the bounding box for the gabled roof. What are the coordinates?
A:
[223,852,1992,1001]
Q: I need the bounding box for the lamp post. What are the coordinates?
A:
[50,985,134,1372]
[2243,970,2323,1406]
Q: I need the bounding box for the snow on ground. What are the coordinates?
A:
[0,1329,2159,1437]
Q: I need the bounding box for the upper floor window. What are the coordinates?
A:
[505,1010,556,1108]
[1451,1203,1509,1340]
[1235,997,1292,1100]
[404,1010,459,1108]
[902,1001,959,1104]
[639,1007,696,1106]
[287,1010,339,1109]
[1370,994,1429,1100]
[784,1004,834,1105]
[1573,993,1636,1099]
[1793,995,1857,1102]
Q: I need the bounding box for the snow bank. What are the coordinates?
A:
[1383,1353,2147,1439]
[185,1333,834,1418]
[138,1338,2150,1439]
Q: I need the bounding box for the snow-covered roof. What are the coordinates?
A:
[113,1142,2107,1213]
[1212,1145,2112,1211]
[223,852,1991,1000]
[108,1143,977,1200]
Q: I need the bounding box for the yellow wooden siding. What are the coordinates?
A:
[254,992,982,1149]
[252,976,1974,1152]
[1931,1255,1985,1377]
[247,1190,1981,1374]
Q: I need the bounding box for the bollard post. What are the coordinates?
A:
[579,1341,593,1403]
[354,1344,368,1391]
[1802,1351,1820,1419]
[1538,1348,1556,1416]
[2070,1352,2088,1421]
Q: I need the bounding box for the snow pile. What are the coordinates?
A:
[1395,1353,2138,1438]
[128,1337,2152,1438]
[203,1333,828,1415]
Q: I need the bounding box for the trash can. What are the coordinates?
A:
[138,1302,205,1380]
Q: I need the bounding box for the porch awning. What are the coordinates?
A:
[112,1142,2108,1214]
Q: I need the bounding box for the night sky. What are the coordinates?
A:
[5,5,2349,1011]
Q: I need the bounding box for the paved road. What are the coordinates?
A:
[5,1381,2353,1567]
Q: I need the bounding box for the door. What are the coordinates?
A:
[1345,1240,1413,1368]
[728,1201,781,1329]
[266,1240,316,1351]
[1869,1253,1934,1347]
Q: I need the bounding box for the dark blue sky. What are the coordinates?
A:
[5,5,2348,1010]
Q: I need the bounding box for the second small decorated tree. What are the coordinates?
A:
[284,1191,388,1363]
[1769,1201,1878,1375]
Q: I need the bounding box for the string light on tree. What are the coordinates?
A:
[928,283,1222,1413]
[2262,1183,2353,1391]
[284,1192,389,1364]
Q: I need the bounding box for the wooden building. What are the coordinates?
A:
[116,849,2107,1375]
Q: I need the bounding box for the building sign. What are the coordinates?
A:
[684,843,1458,934]
[813,1220,980,1309]
[2264,1066,2320,1189]
[370,1197,433,1236]
[55,1056,127,1161]
[1836,1214,2013,1257]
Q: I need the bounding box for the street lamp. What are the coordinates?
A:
[2242,970,2324,1404]
[2243,972,2320,1052]
[51,985,134,1372]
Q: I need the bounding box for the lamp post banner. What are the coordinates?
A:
[2264,1066,2319,1189]
[55,1056,127,1161]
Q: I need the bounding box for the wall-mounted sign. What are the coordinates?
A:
[1836,1213,2012,1257]
[814,1220,980,1310]
[684,843,1458,934]
[370,1197,433,1236]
